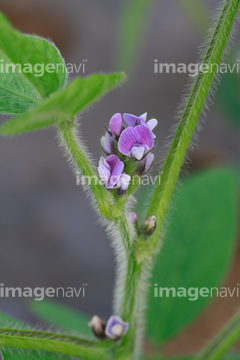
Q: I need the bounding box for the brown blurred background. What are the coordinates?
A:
[0,0,239,357]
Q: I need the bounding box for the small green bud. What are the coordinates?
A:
[141,216,156,236]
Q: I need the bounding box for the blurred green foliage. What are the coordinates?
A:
[0,311,71,360]
[115,0,155,74]
[30,299,94,339]
[135,168,238,344]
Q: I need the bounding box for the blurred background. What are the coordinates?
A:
[0,0,239,357]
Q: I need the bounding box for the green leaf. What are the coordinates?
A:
[142,356,240,360]
[0,312,71,360]
[141,357,192,360]
[145,169,238,344]
[0,72,124,135]
[0,327,109,360]
[135,0,240,262]
[0,311,25,328]
[0,12,67,115]
[0,72,123,220]
[217,70,240,127]
[30,299,94,339]
[2,349,70,360]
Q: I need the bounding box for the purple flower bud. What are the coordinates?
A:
[98,155,124,189]
[89,315,106,339]
[105,316,129,340]
[109,113,123,138]
[129,212,137,223]
[101,132,114,155]
[117,172,131,191]
[118,125,154,160]
[140,153,155,174]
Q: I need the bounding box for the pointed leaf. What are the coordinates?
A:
[0,73,124,135]
[0,12,67,115]
[144,169,238,344]
[0,312,71,360]
[30,299,94,339]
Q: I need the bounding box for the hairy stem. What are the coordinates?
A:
[0,328,110,360]
[135,0,240,262]
[196,310,240,359]
[59,123,114,220]
[113,215,150,360]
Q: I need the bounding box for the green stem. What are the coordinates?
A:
[60,123,114,220]
[0,328,111,360]
[113,215,150,360]
[118,259,146,360]
[196,310,240,360]
[60,121,147,359]
[135,0,240,262]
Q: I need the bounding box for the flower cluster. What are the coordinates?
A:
[98,113,157,191]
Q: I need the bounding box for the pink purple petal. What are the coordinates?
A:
[109,113,123,138]
[105,316,129,340]
[117,173,131,191]
[140,112,147,122]
[123,113,141,127]
[135,125,154,149]
[139,118,149,128]
[118,127,138,156]
[98,164,111,185]
[144,153,155,173]
[98,155,124,189]
[101,132,113,154]
[99,156,111,171]
[147,118,158,131]
[105,155,124,189]
[129,212,137,223]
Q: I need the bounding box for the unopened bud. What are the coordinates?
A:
[129,212,137,224]
[89,315,106,339]
[105,315,129,340]
[141,216,156,236]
